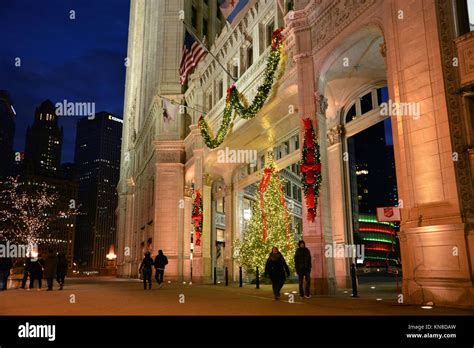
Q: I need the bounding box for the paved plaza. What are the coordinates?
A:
[1,277,473,316]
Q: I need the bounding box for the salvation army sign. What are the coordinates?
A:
[376,206,401,222]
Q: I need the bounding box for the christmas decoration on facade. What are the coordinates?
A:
[234,154,298,275]
[191,188,203,246]
[300,118,322,222]
[198,28,285,149]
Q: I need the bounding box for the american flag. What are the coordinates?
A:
[179,30,206,86]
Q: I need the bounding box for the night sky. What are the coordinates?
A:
[0,0,130,163]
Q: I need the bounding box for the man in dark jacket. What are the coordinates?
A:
[294,240,312,298]
[139,252,154,290]
[0,256,13,291]
[56,253,68,290]
[43,249,58,291]
[21,257,32,289]
[154,250,168,287]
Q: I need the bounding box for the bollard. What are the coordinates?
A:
[239,266,242,287]
[214,267,217,285]
[225,267,228,286]
[350,263,358,297]
[256,266,260,289]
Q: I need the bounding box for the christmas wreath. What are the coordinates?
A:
[191,188,203,246]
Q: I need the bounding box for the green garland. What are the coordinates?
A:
[198,28,284,149]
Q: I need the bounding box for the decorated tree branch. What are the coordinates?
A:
[0,176,78,246]
[198,28,285,149]
[300,118,322,222]
[191,188,203,246]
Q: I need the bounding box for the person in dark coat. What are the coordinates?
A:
[43,249,58,291]
[139,252,153,290]
[21,257,32,289]
[56,253,68,290]
[264,247,290,300]
[154,250,168,287]
[0,256,13,291]
[29,255,44,290]
[294,240,312,298]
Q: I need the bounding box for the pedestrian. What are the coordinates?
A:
[139,252,153,290]
[153,250,168,287]
[264,246,290,300]
[43,249,57,291]
[56,253,68,290]
[21,257,32,289]
[294,240,312,298]
[0,255,13,291]
[29,255,44,291]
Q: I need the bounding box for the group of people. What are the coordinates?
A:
[264,240,312,300]
[0,249,68,291]
[139,249,168,290]
[137,242,312,300]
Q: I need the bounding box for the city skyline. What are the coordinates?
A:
[0,0,130,163]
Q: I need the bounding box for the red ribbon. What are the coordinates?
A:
[227,85,235,103]
[198,115,203,129]
[306,149,314,164]
[307,209,315,222]
[303,118,312,130]
[258,168,274,241]
[307,188,315,209]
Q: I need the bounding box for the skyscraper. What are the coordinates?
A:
[0,91,16,179]
[21,100,77,266]
[74,112,122,271]
[24,100,63,178]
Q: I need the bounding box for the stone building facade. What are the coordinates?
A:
[117,0,473,308]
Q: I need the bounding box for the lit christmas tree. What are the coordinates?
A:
[234,154,299,275]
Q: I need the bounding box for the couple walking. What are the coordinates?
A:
[139,250,168,290]
[264,240,312,300]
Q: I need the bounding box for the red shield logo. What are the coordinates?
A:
[384,207,394,218]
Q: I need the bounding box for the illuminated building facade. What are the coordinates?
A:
[74,112,122,270]
[118,0,474,308]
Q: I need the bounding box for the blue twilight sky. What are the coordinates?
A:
[0,0,130,163]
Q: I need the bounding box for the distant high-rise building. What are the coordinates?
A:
[22,100,76,266]
[74,112,122,270]
[24,100,63,177]
[0,91,16,178]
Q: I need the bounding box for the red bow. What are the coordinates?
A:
[302,118,312,130]
[301,163,321,172]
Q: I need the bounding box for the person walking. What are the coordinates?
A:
[294,240,312,298]
[264,247,290,300]
[29,255,44,290]
[43,249,58,291]
[56,253,68,290]
[139,252,153,290]
[21,257,32,289]
[0,256,13,291]
[153,250,168,287]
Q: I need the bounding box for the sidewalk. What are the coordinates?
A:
[1,277,473,316]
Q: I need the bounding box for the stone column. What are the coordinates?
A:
[223,174,235,280]
[293,51,336,294]
[153,140,185,281]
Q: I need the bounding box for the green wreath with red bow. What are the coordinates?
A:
[198,28,285,149]
[300,118,322,222]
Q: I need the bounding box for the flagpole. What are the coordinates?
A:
[158,94,207,116]
[181,20,237,83]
